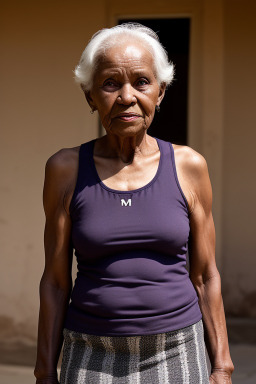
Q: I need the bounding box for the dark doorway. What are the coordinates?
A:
[119,18,190,145]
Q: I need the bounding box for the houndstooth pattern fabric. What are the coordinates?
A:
[60,320,209,384]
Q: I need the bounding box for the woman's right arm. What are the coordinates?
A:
[34,151,75,384]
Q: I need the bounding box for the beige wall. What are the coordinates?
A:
[0,0,256,346]
[222,0,256,316]
[0,0,105,344]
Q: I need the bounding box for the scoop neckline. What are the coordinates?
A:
[90,136,163,194]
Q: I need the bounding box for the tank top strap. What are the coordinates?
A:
[153,136,173,176]
[69,139,97,214]
[154,137,189,211]
[78,138,97,185]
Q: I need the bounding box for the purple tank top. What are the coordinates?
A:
[64,137,202,336]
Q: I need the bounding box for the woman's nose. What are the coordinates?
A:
[117,84,137,105]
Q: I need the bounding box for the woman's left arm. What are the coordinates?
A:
[186,152,234,383]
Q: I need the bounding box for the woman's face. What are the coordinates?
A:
[86,41,166,137]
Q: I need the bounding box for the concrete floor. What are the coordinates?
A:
[0,343,255,384]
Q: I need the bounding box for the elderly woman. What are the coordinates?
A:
[34,23,234,384]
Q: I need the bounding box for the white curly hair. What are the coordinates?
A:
[74,23,174,91]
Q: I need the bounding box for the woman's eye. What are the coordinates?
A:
[103,80,117,88]
[136,79,149,87]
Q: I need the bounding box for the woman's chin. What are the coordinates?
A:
[106,124,148,137]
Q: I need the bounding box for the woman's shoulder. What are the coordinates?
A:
[45,146,80,175]
[45,146,81,190]
[43,146,81,213]
[172,143,209,180]
[171,144,211,214]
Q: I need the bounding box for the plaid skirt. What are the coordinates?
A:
[60,320,209,383]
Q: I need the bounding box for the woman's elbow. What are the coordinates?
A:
[39,270,72,297]
[190,266,221,292]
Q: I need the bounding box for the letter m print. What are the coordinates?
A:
[121,198,132,207]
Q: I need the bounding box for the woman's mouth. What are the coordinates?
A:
[115,113,141,121]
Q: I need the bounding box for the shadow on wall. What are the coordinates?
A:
[0,315,37,366]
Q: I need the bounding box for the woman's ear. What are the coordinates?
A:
[157,83,166,107]
[81,86,97,111]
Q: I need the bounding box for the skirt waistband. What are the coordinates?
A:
[63,320,203,355]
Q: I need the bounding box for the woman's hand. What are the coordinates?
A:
[210,368,233,383]
[36,378,59,384]
[36,381,59,384]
